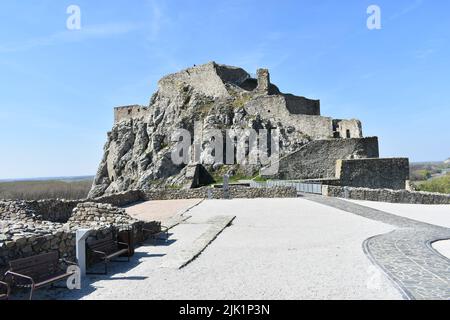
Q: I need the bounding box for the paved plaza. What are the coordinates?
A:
[30,196,449,300]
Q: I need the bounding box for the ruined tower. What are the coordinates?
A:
[256,68,270,94]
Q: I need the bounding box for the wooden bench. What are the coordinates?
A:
[4,251,76,300]
[0,281,9,300]
[87,235,130,275]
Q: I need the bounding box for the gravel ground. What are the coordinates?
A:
[432,241,450,259]
[39,197,403,300]
[125,199,203,224]
[345,199,450,228]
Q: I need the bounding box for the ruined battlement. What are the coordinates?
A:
[114,105,149,123]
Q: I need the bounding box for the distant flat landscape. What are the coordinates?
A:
[0,176,94,200]
[409,159,450,194]
[0,175,94,183]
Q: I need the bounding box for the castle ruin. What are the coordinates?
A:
[89,62,410,197]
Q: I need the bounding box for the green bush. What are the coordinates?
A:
[415,174,450,194]
[410,169,431,181]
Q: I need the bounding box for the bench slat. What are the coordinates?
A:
[9,251,63,283]
[35,272,74,288]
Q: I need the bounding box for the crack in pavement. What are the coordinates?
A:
[303,194,450,300]
[161,215,236,269]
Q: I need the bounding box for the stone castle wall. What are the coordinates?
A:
[333,119,363,139]
[114,105,150,123]
[336,158,409,190]
[284,94,321,116]
[322,185,450,204]
[244,96,330,139]
[265,137,379,180]
[143,186,297,201]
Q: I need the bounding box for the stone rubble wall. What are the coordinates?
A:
[143,186,297,200]
[68,202,137,228]
[27,199,81,222]
[322,185,450,204]
[0,192,162,273]
[0,199,81,223]
[0,222,75,275]
[0,200,37,222]
[91,190,144,207]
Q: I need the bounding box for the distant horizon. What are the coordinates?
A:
[0,175,95,183]
[2,156,449,182]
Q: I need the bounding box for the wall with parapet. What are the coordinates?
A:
[333,119,363,138]
[143,186,297,201]
[244,96,329,139]
[263,137,379,180]
[336,158,409,190]
[284,94,320,116]
[291,115,334,139]
[114,105,150,123]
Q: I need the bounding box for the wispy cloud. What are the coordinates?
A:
[414,48,436,59]
[0,22,141,53]
[389,0,425,21]
[145,0,170,42]
[413,38,446,60]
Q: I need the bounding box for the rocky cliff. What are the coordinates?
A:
[89,62,363,197]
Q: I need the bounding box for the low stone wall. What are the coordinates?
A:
[91,190,144,207]
[0,190,145,223]
[0,222,76,275]
[143,186,297,200]
[0,198,160,273]
[323,185,450,204]
[68,202,137,228]
[0,200,36,222]
[0,222,117,275]
[0,199,81,223]
[27,199,81,222]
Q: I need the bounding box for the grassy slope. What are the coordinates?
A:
[414,174,450,194]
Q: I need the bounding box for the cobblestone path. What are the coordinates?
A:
[304,194,450,300]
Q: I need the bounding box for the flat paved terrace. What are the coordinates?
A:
[125,198,203,225]
[39,197,417,300]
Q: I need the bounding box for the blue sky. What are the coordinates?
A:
[0,0,449,179]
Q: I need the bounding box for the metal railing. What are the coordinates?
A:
[250,180,322,194]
